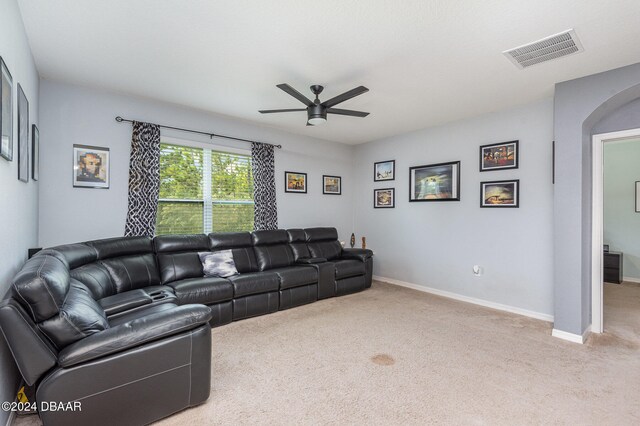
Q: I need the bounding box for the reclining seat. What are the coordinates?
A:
[303,227,374,296]
[251,230,319,310]
[209,232,280,320]
[0,248,213,426]
[154,234,234,326]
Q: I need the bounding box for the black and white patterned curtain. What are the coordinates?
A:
[251,142,278,230]
[124,121,161,237]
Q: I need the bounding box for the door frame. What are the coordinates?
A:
[591,128,640,333]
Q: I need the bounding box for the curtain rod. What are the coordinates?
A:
[115,116,282,149]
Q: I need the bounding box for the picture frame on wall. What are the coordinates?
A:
[284,171,307,193]
[374,160,395,181]
[374,188,395,208]
[636,181,640,213]
[480,179,519,208]
[17,83,29,182]
[32,124,39,181]
[480,140,519,172]
[73,144,110,189]
[409,161,460,201]
[322,175,341,195]
[0,56,13,161]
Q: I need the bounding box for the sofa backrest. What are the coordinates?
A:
[154,234,209,285]
[11,251,109,350]
[251,230,295,271]
[208,232,258,273]
[86,236,161,294]
[286,229,310,261]
[305,227,342,260]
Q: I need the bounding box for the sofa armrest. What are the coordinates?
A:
[341,248,373,262]
[58,304,212,367]
[296,257,327,265]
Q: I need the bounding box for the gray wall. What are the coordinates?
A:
[38,80,355,247]
[603,139,640,281]
[353,98,554,317]
[553,62,640,335]
[0,0,40,423]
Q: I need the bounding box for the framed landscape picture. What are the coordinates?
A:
[323,175,341,195]
[374,188,395,208]
[73,144,110,188]
[32,124,39,181]
[374,160,395,181]
[409,161,460,201]
[17,84,29,182]
[480,140,518,171]
[480,179,519,208]
[0,57,12,161]
[285,171,307,193]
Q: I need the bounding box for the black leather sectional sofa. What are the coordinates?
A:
[0,227,372,425]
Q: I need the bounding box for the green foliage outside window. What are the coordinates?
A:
[156,143,254,235]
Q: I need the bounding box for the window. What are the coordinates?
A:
[156,141,253,235]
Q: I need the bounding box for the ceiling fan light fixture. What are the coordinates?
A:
[308,117,327,125]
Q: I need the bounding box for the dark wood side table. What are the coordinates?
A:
[604,251,623,284]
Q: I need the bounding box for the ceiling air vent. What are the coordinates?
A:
[503,29,584,69]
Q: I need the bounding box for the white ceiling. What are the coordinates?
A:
[17,0,640,144]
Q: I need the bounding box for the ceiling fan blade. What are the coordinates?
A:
[259,108,307,114]
[321,86,369,108]
[327,108,370,117]
[276,84,314,107]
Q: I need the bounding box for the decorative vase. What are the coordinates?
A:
[362,237,366,249]
[350,233,355,248]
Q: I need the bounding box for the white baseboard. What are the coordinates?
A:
[373,275,554,322]
[551,325,591,344]
[623,276,640,284]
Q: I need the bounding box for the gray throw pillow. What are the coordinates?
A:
[199,250,238,278]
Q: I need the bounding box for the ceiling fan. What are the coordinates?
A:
[259,84,369,126]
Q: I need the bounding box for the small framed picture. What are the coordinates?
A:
[480,179,519,208]
[32,124,39,181]
[480,140,518,171]
[0,56,13,161]
[374,188,395,208]
[285,171,307,193]
[409,161,460,201]
[323,175,341,195]
[73,144,110,189]
[636,181,640,213]
[17,84,29,182]
[374,160,395,181]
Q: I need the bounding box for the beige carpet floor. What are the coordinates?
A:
[14,281,640,425]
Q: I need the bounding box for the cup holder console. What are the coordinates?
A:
[148,290,174,303]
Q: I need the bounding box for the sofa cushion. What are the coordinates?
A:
[308,241,342,261]
[87,236,154,259]
[228,272,280,298]
[70,262,116,299]
[199,251,238,278]
[252,230,294,271]
[168,277,233,305]
[271,266,318,290]
[287,229,310,261]
[157,252,203,284]
[38,280,109,349]
[153,234,210,253]
[334,259,365,279]
[49,243,97,269]
[101,254,161,293]
[12,253,70,322]
[305,227,338,242]
[209,232,258,273]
